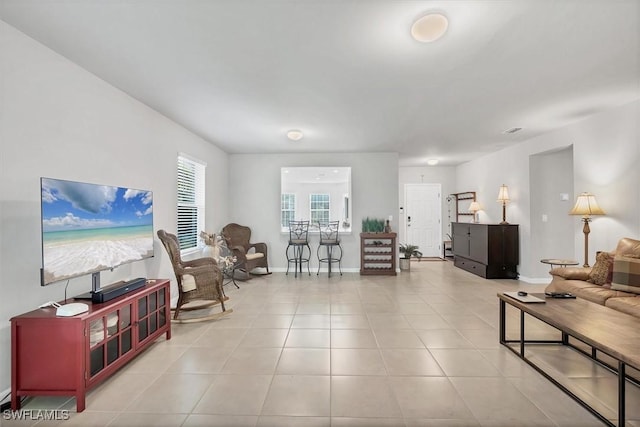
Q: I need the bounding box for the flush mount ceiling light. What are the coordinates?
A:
[502,127,523,134]
[287,130,304,141]
[411,13,448,43]
[426,158,439,166]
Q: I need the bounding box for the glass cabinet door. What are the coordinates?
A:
[137,288,167,344]
[89,303,133,379]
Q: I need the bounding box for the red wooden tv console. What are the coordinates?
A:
[11,279,171,412]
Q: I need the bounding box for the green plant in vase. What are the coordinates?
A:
[399,243,422,259]
[399,243,422,271]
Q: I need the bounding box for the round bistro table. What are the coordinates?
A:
[540,258,580,270]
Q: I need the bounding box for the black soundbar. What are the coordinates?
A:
[90,277,147,303]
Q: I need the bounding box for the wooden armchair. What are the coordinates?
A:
[157,230,231,322]
[221,223,270,276]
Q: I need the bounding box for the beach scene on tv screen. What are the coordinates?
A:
[41,178,154,285]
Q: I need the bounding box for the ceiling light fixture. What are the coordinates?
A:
[502,127,523,134]
[287,130,304,141]
[426,159,439,166]
[411,13,449,43]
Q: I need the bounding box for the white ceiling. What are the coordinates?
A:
[1,0,638,166]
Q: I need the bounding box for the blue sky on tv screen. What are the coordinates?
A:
[41,178,153,232]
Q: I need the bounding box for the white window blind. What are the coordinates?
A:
[177,154,206,252]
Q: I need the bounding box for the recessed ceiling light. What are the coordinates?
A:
[426,159,439,166]
[287,130,304,141]
[411,13,448,43]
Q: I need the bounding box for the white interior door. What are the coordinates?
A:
[405,184,442,258]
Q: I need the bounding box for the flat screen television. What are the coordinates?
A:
[40,177,154,289]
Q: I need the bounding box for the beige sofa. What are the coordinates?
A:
[545,237,640,317]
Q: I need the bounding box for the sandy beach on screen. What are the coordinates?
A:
[43,236,153,283]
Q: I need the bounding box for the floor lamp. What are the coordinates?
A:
[569,192,605,267]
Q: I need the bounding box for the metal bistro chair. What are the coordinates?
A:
[286,220,311,277]
[316,221,343,277]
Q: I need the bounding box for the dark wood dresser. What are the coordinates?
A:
[451,222,519,279]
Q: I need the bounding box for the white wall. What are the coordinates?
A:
[457,100,640,281]
[0,21,228,396]
[228,153,399,271]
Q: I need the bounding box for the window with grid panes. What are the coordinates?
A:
[281,193,296,228]
[310,194,330,224]
[177,154,206,253]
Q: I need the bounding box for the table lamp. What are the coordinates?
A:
[469,201,481,223]
[497,185,510,224]
[569,192,605,267]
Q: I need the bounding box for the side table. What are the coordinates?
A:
[540,258,579,271]
[222,264,241,289]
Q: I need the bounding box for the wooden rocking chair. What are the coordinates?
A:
[157,230,232,323]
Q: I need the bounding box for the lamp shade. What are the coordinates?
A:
[468,201,481,212]
[569,192,605,217]
[497,185,510,202]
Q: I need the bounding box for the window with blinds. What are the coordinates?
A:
[177,154,206,253]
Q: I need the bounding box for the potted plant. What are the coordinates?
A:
[399,243,422,271]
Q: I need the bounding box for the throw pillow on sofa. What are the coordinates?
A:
[588,251,613,285]
[611,255,640,294]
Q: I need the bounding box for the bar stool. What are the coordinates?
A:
[316,221,342,277]
[286,220,311,277]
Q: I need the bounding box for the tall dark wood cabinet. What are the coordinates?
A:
[451,222,519,279]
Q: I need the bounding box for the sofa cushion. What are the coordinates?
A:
[588,251,614,285]
[575,286,636,305]
[604,296,640,318]
[611,256,640,294]
[546,279,634,305]
[547,279,599,295]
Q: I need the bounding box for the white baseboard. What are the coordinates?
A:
[268,267,360,274]
[1,386,11,404]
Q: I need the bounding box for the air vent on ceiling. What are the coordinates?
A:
[502,127,523,134]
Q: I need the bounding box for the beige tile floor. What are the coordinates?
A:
[6,260,639,426]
